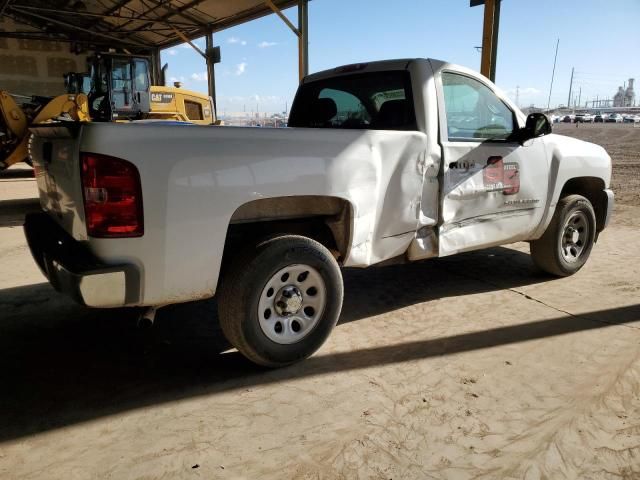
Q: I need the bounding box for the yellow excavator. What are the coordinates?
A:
[1,52,216,170]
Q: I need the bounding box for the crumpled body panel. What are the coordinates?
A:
[77,123,428,304]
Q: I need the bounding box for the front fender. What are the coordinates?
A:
[531,134,612,239]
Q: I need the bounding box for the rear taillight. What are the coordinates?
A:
[81,153,143,238]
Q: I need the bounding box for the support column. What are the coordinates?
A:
[151,47,162,85]
[488,0,500,82]
[298,0,309,82]
[477,0,500,82]
[205,31,217,112]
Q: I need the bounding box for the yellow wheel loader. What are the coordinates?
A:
[0,91,90,170]
[1,52,216,171]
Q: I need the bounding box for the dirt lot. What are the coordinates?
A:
[1,128,639,479]
[554,123,640,206]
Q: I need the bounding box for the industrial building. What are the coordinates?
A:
[613,78,636,107]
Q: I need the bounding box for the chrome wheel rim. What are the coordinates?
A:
[561,211,589,263]
[258,264,326,345]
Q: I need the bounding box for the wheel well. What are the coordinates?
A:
[221,196,353,271]
[560,177,607,231]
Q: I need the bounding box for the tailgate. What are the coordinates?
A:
[29,122,87,240]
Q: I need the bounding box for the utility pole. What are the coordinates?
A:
[577,87,581,108]
[546,38,560,112]
[567,67,574,109]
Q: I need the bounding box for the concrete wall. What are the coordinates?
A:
[0,17,86,97]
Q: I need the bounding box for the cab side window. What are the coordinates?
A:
[134,60,150,92]
[442,72,515,141]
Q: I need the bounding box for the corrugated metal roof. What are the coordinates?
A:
[0,0,301,51]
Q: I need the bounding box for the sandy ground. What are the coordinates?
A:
[1,135,640,479]
[554,123,640,207]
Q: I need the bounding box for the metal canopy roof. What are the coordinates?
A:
[0,0,300,51]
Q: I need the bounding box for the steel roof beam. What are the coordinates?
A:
[8,5,195,27]
[8,6,152,47]
[265,0,299,36]
[116,0,210,36]
[102,0,135,17]
[0,0,12,17]
[143,0,212,27]
[155,0,299,49]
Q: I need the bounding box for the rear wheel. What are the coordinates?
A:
[530,194,596,276]
[218,235,343,367]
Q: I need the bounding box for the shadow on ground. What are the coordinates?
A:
[0,168,34,180]
[0,198,40,227]
[1,246,638,442]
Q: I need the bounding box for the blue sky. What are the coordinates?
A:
[161,0,640,115]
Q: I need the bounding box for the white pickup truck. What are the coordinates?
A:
[25,58,614,367]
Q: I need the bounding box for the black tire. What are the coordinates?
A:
[218,235,343,367]
[530,194,596,276]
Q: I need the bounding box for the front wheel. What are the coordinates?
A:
[218,235,343,367]
[530,194,596,276]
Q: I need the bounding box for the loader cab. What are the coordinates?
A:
[87,54,152,121]
[64,72,91,95]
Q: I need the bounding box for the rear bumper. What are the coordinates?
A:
[24,212,139,307]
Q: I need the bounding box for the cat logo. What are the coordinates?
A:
[151,93,174,103]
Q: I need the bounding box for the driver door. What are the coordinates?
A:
[437,71,550,255]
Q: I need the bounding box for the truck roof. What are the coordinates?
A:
[303,58,430,83]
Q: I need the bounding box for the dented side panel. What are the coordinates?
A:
[431,63,552,257]
[76,123,427,305]
[438,138,551,255]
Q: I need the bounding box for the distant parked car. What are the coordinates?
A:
[562,115,573,123]
[606,114,623,123]
[623,115,639,124]
[594,114,607,123]
[574,114,593,123]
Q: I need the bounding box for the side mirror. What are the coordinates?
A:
[517,112,552,144]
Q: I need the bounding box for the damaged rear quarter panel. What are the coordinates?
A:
[82,124,428,304]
